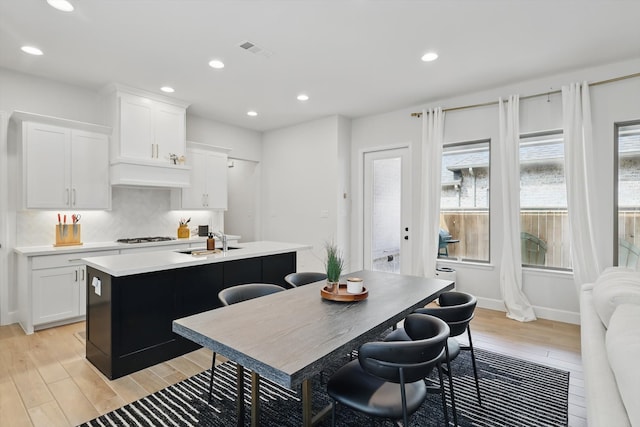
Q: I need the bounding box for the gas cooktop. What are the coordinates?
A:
[116,236,176,244]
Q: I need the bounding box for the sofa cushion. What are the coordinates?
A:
[592,267,640,327]
[606,304,640,426]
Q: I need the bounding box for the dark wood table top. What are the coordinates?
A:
[173,269,453,389]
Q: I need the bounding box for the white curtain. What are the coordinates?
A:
[498,95,537,322]
[416,108,445,277]
[563,82,601,289]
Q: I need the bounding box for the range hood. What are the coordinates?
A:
[110,158,191,188]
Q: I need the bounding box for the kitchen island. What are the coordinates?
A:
[82,241,311,379]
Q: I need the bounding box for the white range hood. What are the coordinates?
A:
[110,158,191,188]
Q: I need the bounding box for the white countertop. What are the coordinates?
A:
[13,235,241,256]
[82,241,312,277]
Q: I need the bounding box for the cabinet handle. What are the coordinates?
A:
[206,194,209,207]
[74,270,78,282]
[65,188,70,205]
[72,188,77,206]
[81,268,85,281]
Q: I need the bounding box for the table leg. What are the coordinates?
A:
[236,364,245,427]
[302,378,312,427]
[251,372,260,427]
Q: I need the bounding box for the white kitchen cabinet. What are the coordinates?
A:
[15,114,111,209]
[173,147,228,209]
[32,265,83,324]
[105,85,191,187]
[16,249,119,334]
[118,91,186,161]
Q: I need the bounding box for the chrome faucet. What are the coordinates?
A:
[214,231,228,252]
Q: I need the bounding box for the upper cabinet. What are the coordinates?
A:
[172,143,229,210]
[104,84,191,188]
[13,112,111,210]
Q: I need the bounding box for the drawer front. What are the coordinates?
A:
[32,250,119,270]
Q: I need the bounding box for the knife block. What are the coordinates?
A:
[54,224,82,246]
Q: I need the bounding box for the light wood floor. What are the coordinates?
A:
[0,307,585,427]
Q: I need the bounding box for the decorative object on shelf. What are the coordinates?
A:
[324,241,344,294]
[177,217,191,239]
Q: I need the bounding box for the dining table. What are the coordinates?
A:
[172,269,454,426]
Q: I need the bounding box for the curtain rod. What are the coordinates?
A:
[410,72,640,117]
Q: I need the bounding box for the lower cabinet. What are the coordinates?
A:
[17,249,119,334]
[86,252,296,379]
[32,265,84,324]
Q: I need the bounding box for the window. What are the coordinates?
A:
[440,140,490,262]
[519,132,571,270]
[615,121,640,268]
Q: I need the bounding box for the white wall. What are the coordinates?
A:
[225,159,260,241]
[350,58,640,324]
[261,115,349,272]
[186,114,262,162]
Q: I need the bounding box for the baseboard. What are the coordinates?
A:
[476,297,580,325]
[531,306,580,325]
[0,310,18,327]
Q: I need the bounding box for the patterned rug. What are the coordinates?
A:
[79,348,569,426]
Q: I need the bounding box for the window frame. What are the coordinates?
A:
[519,130,571,272]
[440,138,491,264]
[613,119,640,266]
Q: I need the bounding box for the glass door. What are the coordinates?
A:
[363,147,412,274]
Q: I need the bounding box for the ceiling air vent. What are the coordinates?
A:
[238,40,273,58]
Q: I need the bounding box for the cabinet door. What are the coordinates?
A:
[24,122,70,208]
[71,130,110,209]
[204,152,228,209]
[119,93,154,159]
[154,102,185,160]
[32,266,81,324]
[180,150,208,208]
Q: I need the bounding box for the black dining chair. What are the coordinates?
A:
[206,283,286,403]
[283,271,327,288]
[327,313,451,427]
[386,290,481,422]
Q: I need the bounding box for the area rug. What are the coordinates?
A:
[79,348,569,426]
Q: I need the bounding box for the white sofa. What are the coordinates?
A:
[580,267,640,426]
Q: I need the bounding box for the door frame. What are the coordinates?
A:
[358,144,413,274]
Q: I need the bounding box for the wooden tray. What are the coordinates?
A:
[321,283,368,302]
[191,249,222,256]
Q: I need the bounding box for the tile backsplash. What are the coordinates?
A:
[16,187,224,247]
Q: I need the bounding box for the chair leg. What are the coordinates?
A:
[331,401,337,427]
[437,362,450,426]
[467,327,482,405]
[445,346,459,427]
[207,352,217,403]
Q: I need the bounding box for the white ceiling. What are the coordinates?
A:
[1,0,639,132]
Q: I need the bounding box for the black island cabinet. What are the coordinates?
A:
[86,251,296,379]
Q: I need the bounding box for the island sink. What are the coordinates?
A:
[175,247,241,255]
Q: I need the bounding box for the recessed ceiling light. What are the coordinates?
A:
[21,46,43,56]
[47,0,74,12]
[297,94,309,101]
[160,86,175,93]
[247,111,258,117]
[208,59,225,69]
[421,52,438,62]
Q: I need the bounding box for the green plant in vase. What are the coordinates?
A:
[325,241,344,293]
